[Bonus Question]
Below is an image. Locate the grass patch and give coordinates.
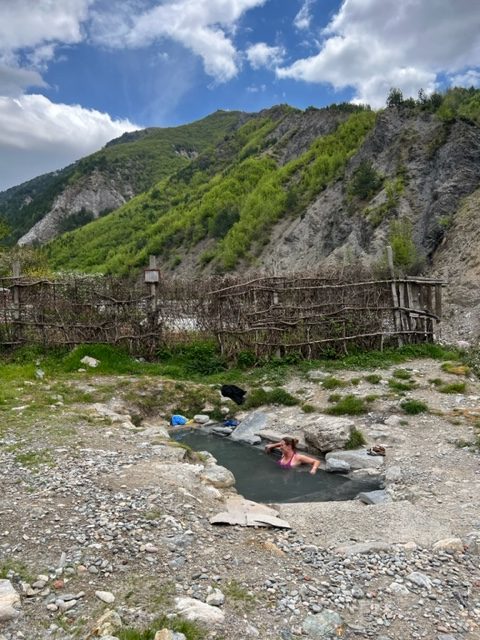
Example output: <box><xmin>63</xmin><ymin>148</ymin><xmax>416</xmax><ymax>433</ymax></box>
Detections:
<box><xmin>244</xmin><ymin>387</ymin><xmax>299</xmax><ymax>409</ymax></box>
<box><xmin>0</xmin><ymin>560</ymin><xmax>34</xmax><ymax>582</ymax></box>
<box><xmin>345</xmin><ymin>427</ymin><xmax>367</xmax><ymax>449</ymax></box>
<box><xmin>328</xmin><ymin>393</ymin><xmax>342</xmax><ymax>403</ymax></box>
<box><xmin>301</xmin><ymin>403</ymin><xmax>317</xmax><ymax>413</ymax></box>
<box><xmin>223</xmin><ymin>580</ymin><xmax>256</xmax><ymax>610</ymax></box>
<box><xmin>388</xmin><ymin>379</ymin><xmax>416</xmax><ymax>392</ymax></box>
<box><xmin>441</xmin><ymin>362</ymin><xmax>471</xmax><ymax>376</ymax></box>
<box><xmin>364</xmin><ymin>374</ymin><xmax>381</xmax><ymax>384</ymax></box>
<box><xmin>325</xmin><ymin>394</ymin><xmax>368</xmax><ymax>415</ymax></box>
<box><xmin>350</xmin><ymin>377</ymin><xmax>361</xmax><ymax>386</ymax></box>
<box><xmin>400</xmin><ymin>399</ymin><xmax>429</xmax><ymax>415</ymax></box>
<box><xmin>14</xmin><ymin>450</ymin><xmax>54</xmax><ymax>467</ymax></box>
<box><xmin>428</xmin><ymin>378</ymin><xmax>444</xmax><ymax>386</ymax></box>
<box><xmin>321</xmin><ymin>376</ymin><xmax>348</xmax><ymax>390</ymax></box>
<box><xmin>118</xmin><ymin>615</ymin><xmax>205</xmax><ymax>640</ymax></box>
<box><xmin>439</xmin><ymin>382</ymin><xmax>467</xmax><ymax>394</ymax></box>
<box><xmin>392</xmin><ymin>368</ymin><xmax>412</xmax><ymax>380</ymax></box>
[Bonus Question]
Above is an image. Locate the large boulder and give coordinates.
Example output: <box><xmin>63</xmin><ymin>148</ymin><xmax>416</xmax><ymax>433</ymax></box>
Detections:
<box><xmin>304</xmin><ymin>416</ymin><xmax>354</xmax><ymax>452</ymax></box>
<box><xmin>174</xmin><ymin>597</ymin><xmax>225</xmax><ymax>624</ymax></box>
<box><xmin>200</xmin><ymin>464</ymin><xmax>235</xmax><ymax>488</ymax></box>
<box><xmin>229</xmin><ymin>411</ymin><xmax>267</xmax><ymax>445</ymax></box>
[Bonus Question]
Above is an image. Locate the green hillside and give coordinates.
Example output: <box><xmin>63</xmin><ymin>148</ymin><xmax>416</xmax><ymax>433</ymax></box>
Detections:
<box><xmin>0</xmin><ymin>110</ymin><xmax>244</xmax><ymax>242</ymax></box>
<box><xmin>46</xmin><ymin>105</ymin><xmax>375</xmax><ymax>274</ymax></box>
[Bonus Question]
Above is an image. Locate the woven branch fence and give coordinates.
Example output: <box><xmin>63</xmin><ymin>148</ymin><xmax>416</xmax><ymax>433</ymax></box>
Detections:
<box><xmin>0</xmin><ymin>265</ymin><xmax>443</xmax><ymax>358</ymax></box>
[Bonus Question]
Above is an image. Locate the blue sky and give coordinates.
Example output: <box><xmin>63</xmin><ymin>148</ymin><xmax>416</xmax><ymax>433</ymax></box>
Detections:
<box><xmin>0</xmin><ymin>0</ymin><xmax>479</xmax><ymax>191</ymax></box>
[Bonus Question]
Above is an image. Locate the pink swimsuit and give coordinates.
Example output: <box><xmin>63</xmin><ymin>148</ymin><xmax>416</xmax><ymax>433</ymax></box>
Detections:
<box><xmin>278</xmin><ymin>453</ymin><xmax>296</xmax><ymax>469</ymax></box>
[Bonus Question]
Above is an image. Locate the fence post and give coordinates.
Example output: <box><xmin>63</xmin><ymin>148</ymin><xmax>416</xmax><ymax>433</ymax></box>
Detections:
<box><xmin>12</xmin><ymin>260</ymin><xmax>21</xmax><ymax>345</ymax></box>
<box><xmin>386</xmin><ymin>246</ymin><xmax>403</xmax><ymax>346</ymax></box>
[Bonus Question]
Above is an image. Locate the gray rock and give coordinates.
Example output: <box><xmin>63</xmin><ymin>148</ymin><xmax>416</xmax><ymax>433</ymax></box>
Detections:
<box><xmin>200</xmin><ymin>464</ymin><xmax>235</xmax><ymax>488</ymax></box>
<box><xmin>193</xmin><ymin>414</ymin><xmax>210</xmax><ymax>424</ymax></box>
<box><xmin>174</xmin><ymin>597</ymin><xmax>225</xmax><ymax>624</ymax></box>
<box><xmin>388</xmin><ymin>582</ymin><xmax>410</xmax><ymax>595</ymax></box>
<box><xmin>325</xmin><ymin>458</ymin><xmax>350</xmax><ymax>473</ymax></box>
<box><xmin>302</xmin><ymin>609</ymin><xmax>345</xmax><ymax>638</ymax></box>
<box><xmin>205</xmin><ymin>587</ymin><xmax>225</xmax><ymax>606</ymax></box>
<box><xmin>335</xmin><ymin>541</ymin><xmax>393</xmax><ymax>555</ymax></box>
<box><xmin>357</xmin><ymin>490</ymin><xmax>391</xmax><ymax>505</ymax></box>
<box><xmin>95</xmin><ymin>590</ymin><xmax>115</xmax><ymax>604</ymax></box>
<box><xmin>80</xmin><ymin>355</ymin><xmax>99</xmax><ymax>367</ymax></box>
<box><xmin>406</xmin><ymin>571</ymin><xmax>432</xmax><ymax>591</ymax></box>
<box><xmin>304</xmin><ymin>416</ymin><xmax>354</xmax><ymax>452</ymax></box>
<box><xmin>0</xmin><ymin>580</ymin><xmax>21</xmax><ymax>622</ymax></box>
<box><xmin>230</xmin><ymin>411</ymin><xmax>267</xmax><ymax>444</ymax></box>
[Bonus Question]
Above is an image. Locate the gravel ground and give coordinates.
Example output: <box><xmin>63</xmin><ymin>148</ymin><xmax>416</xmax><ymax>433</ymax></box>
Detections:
<box><xmin>0</xmin><ymin>358</ymin><xmax>479</xmax><ymax>640</ymax></box>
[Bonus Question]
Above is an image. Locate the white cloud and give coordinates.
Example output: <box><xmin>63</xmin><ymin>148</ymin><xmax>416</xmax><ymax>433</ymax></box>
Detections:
<box><xmin>0</xmin><ymin>64</ymin><xmax>46</xmax><ymax>97</ymax></box>
<box><xmin>294</xmin><ymin>0</ymin><xmax>315</xmax><ymax>31</ymax></box>
<box><xmin>0</xmin><ymin>94</ymin><xmax>137</xmax><ymax>191</ymax></box>
<box><xmin>449</xmin><ymin>69</ymin><xmax>480</xmax><ymax>89</ymax></box>
<box><xmin>246</xmin><ymin>42</ymin><xmax>285</xmax><ymax>70</ymax></box>
<box><xmin>91</xmin><ymin>0</ymin><xmax>268</xmax><ymax>82</ymax></box>
<box><xmin>277</xmin><ymin>0</ymin><xmax>480</xmax><ymax>107</ymax></box>
<box><xmin>0</xmin><ymin>0</ymin><xmax>93</xmax><ymax>53</ymax></box>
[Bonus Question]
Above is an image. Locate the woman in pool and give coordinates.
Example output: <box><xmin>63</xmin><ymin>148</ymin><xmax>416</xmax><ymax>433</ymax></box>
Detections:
<box><xmin>264</xmin><ymin>437</ymin><xmax>320</xmax><ymax>474</ymax></box>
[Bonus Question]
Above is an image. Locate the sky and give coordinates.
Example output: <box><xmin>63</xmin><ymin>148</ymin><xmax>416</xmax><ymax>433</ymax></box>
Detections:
<box><xmin>0</xmin><ymin>0</ymin><xmax>479</xmax><ymax>192</ymax></box>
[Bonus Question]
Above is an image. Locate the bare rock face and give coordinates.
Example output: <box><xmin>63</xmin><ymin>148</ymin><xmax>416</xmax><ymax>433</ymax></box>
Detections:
<box><xmin>18</xmin><ymin>169</ymin><xmax>133</xmax><ymax>245</ymax></box>
<box><xmin>303</xmin><ymin>416</ymin><xmax>354</xmax><ymax>452</ymax></box>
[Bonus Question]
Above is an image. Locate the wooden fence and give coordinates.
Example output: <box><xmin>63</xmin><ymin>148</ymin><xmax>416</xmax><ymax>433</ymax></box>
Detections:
<box><xmin>0</xmin><ymin>265</ymin><xmax>443</xmax><ymax>359</ymax></box>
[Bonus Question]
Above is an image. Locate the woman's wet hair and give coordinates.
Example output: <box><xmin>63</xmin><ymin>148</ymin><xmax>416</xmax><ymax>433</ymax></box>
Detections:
<box><xmin>282</xmin><ymin>437</ymin><xmax>298</xmax><ymax>451</ymax></box>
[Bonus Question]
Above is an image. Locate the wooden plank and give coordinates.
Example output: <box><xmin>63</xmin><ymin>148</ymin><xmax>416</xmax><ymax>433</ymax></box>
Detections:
<box><xmin>435</xmin><ymin>284</ymin><xmax>442</xmax><ymax>320</ymax></box>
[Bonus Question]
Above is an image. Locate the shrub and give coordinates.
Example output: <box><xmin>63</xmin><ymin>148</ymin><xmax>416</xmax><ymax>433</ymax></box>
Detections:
<box><xmin>400</xmin><ymin>399</ymin><xmax>429</xmax><ymax>415</ymax></box>
<box><xmin>439</xmin><ymin>382</ymin><xmax>466</xmax><ymax>394</ymax></box>
<box><xmin>326</xmin><ymin>395</ymin><xmax>368</xmax><ymax>415</ymax></box>
<box><xmin>345</xmin><ymin>427</ymin><xmax>367</xmax><ymax>449</ymax></box>
<box><xmin>393</xmin><ymin>368</ymin><xmax>412</xmax><ymax>380</ymax></box>
<box><xmin>388</xmin><ymin>217</ymin><xmax>424</xmax><ymax>274</ymax></box>
<box><xmin>118</xmin><ymin>615</ymin><xmax>205</xmax><ymax>640</ymax></box>
<box><xmin>348</xmin><ymin>161</ymin><xmax>383</xmax><ymax>200</ymax></box>
<box><xmin>158</xmin><ymin>341</ymin><xmax>227</xmax><ymax>376</ymax></box>
<box><xmin>236</xmin><ymin>350</ymin><xmax>257</xmax><ymax>369</ymax></box>
<box><xmin>322</xmin><ymin>376</ymin><xmax>348</xmax><ymax>390</ymax></box>
<box><xmin>388</xmin><ymin>379</ymin><xmax>416</xmax><ymax>392</ymax></box>
<box><xmin>301</xmin><ymin>403</ymin><xmax>317</xmax><ymax>413</ymax></box>
<box><xmin>328</xmin><ymin>393</ymin><xmax>342</xmax><ymax>403</ymax></box>
<box><xmin>244</xmin><ymin>387</ymin><xmax>299</xmax><ymax>409</ymax></box>
<box><xmin>364</xmin><ymin>374</ymin><xmax>381</xmax><ymax>384</ymax></box>
<box><xmin>441</xmin><ymin>362</ymin><xmax>470</xmax><ymax>376</ymax></box>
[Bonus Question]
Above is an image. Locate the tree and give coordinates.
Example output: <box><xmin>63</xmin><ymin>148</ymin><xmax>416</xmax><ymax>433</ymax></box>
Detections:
<box><xmin>386</xmin><ymin>88</ymin><xmax>404</xmax><ymax>108</ymax></box>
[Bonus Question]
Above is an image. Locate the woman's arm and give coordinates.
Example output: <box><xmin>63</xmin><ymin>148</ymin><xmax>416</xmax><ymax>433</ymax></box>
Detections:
<box><xmin>297</xmin><ymin>454</ymin><xmax>321</xmax><ymax>474</ymax></box>
<box><xmin>264</xmin><ymin>441</ymin><xmax>282</xmax><ymax>452</ymax></box>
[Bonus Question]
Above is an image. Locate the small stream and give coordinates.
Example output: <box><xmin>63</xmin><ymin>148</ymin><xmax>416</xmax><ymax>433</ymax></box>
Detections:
<box><xmin>173</xmin><ymin>429</ymin><xmax>380</xmax><ymax>503</ymax></box>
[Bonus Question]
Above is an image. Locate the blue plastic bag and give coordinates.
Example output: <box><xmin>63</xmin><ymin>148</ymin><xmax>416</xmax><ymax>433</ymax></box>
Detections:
<box><xmin>171</xmin><ymin>414</ymin><xmax>188</xmax><ymax>426</ymax></box>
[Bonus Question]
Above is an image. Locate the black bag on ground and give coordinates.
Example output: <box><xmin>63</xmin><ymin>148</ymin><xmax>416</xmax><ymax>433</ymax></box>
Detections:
<box><xmin>221</xmin><ymin>384</ymin><xmax>246</xmax><ymax>405</ymax></box>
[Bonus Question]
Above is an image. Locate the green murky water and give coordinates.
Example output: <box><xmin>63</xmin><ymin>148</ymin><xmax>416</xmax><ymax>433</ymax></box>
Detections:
<box><xmin>173</xmin><ymin>429</ymin><xmax>380</xmax><ymax>503</ymax></box>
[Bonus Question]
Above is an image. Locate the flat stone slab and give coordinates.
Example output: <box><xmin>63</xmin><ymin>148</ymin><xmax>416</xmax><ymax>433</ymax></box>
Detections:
<box><xmin>210</xmin><ymin>497</ymin><xmax>290</xmax><ymax>528</ymax></box>
<box><xmin>325</xmin><ymin>449</ymin><xmax>385</xmax><ymax>470</ymax></box>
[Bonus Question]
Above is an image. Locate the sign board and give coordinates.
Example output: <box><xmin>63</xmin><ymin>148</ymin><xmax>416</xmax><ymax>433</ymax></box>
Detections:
<box><xmin>144</xmin><ymin>269</ymin><xmax>160</xmax><ymax>283</ymax></box>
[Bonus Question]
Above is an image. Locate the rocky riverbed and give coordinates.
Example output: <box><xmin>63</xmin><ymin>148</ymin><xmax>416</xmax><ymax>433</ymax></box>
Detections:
<box><xmin>0</xmin><ymin>357</ymin><xmax>479</xmax><ymax>640</ymax></box>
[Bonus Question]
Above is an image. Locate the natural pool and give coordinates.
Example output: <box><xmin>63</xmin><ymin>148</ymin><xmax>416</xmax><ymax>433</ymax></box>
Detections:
<box><xmin>173</xmin><ymin>429</ymin><xmax>380</xmax><ymax>503</ymax></box>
